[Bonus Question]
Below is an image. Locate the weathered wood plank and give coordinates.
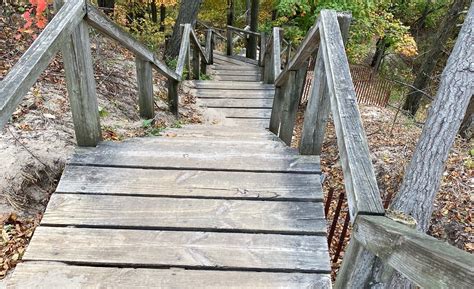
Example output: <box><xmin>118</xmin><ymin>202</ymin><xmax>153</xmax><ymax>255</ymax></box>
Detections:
<box><xmin>199</xmin><ymin>98</ymin><xmax>273</xmax><ymax>108</ymax></box>
<box><xmin>43</xmin><ymin>194</ymin><xmax>326</xmax><ymax>234</ymax></box>
<box><xmin>0</xmin><ymin>0</ymin><xmax>86</xmax><ymax>128</ymax></box>
<box><xmin>59</xmin><ymin>16</ymin><xmax>102</xmax><ymax>147</ymax></box>
<box><xmin>167</xmin><ymin>78</ymin><xmax>179</xmax><ymax>116</ymax></box>
<box><xmin>271</xmin><ymin>27</ymin><xmax>282</xmax><ymax>83</ymax></box>
<box><xmin>8</xmin><ymin>262</ymin><xmax>332</xmax><ymax>288</ymax></box>
<box><xmin>319</xmin><ymin>10</ymin><xmax>384</xmax><ymax>218</ymax></box>
<box><xmin>192</xmin><ymin>42</ymin><xmax>201</xmax><ymax>79</ymax></box>
<box><xmin>24</xmin><ymin>227</ymin><xmax>330</xmax><ymax>272</ymax></box>
<box><xmin>192</xmin><ymin>90</ymin><xmax>274</xmax><ymax>99</ymax></box>
<box><xmin>299</xmin><ymin>13</ymin><xmax>351</xmax><ymax>155</ymax></box>
<box><xmin>269</xmin><ymin>78</ymin><xmax>291</xmax><ymax>135</ymax></box>
<box><xmin>279</xmin><ymin>64</ymin><xmax>308</xmax><ymax>146</ymax></box>
<box><xmin>57</xmin><ymin>165</ymin><xmax>323</xmax><ymax>201</ymax></box>
<box><xmin>190</xmin><ymin>28</ymin><xmax>209</xmax><ymax>64</ymax></box>
<box><xmin>299</xmin><ymin>48</ymin><xmax>328</xmax><ymax>155</ymax></box>
<box><xmin>214</xmin><ymin>71</ymin><xmax>261</xmax><ymax>76</ymax></box>
<box><xmin>176</xmin><ymin>24</ymin><xmax>191</xmax><ymax>77</ymax></box>
<box><xmin>353</xmin><ymin>215</ymin><xmax>474</xmax><ymax>289</ymax></box>
<box><xmin>212</xmin><ymin>65</ymin><xmax>261</xmax><ymax>71</ymax></box>
<box><xmin>189</xmin><ymin>81</ymin><xmax>274</xmax><ymax>90</ymax></box>
<box><xmin>259</xmin><ymin>31</ymin><xmax>266</xmax><ymax>66</ymax></box>
<box><xmin>207</xmin><ymin>108</ymin><xmax>271</xmax><ymax>118</ymax></box>
<box><xmin>221</xmin><ymin>118</ymin><xmax>270</xmax><ymax>129</ymax></box>
<box><xmin>70</xmin><ymin>143</ymin><xmax>320</xmax><ymax>173</ymax></box>
<box><xmin>85</xmin><ymin>4</ymin><xmax>179</xmax><ymax>81</ymax></box>
<box><xmin>213</xmin><ymin>75</ymin><xmax>261</xmax><ymax>82</ymax></box>
<box><xmin>135</xmin><ymin>56</ymin><xmax>154</xmax><ymax>119</ymax></box>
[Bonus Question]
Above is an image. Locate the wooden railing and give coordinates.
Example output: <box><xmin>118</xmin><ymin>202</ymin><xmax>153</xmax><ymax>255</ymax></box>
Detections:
<box><xmin>226</xmin><ymin>25</ymin><xmax>262</xmax><ymax>61</ymax></box>
<box><xmin>264</xmin><ymin>9</ymin><xmax>474</xmax><ymax>288</ymax></box>
<box><xmin>0</xmin><ymin>0</ymin><xmax>214</xmax><ymax>147</ymax></box>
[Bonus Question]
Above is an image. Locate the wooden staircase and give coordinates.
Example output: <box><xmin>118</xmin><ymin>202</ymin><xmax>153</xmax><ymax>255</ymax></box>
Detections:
<box><xmin>8</xmin><ymin>54</ymin><xmax>331</xmax><ymax>288</ymax></box>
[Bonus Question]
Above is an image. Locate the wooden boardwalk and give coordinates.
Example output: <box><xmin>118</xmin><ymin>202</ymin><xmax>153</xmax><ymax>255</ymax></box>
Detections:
<box><xmin>8</xmin><ymin>54</ymin><xmax>331</xmax><ymax>288</ymax></box>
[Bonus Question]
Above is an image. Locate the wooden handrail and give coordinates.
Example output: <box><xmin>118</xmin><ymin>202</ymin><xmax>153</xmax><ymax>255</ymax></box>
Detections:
<box><xmin>175</xmin><ymin>24</ymin><xmax>192</xmax><ymax>77</ymax></box>
<box><xmin>86</xmin><ymin>4</ymin><xmax>179</xmax><ymax>81</ymax></box>
<box><xmin>0</xmin><ymin>0</ymin><xmax>86</xmax><ymax>128</ymax></box>
<box><xmin>227</xmin><ymin>25</ymin><xmax>260</xmax><ymax>36</ymax></box>
<box><xmin>1</xmin><ymin>1</ymin><xmax>214</xmax><ymax>144</ymax></box>
<box><xmin>350</xmin><ymin>215</ymin><xmax>474</xmax><ymax>288</ymax></box>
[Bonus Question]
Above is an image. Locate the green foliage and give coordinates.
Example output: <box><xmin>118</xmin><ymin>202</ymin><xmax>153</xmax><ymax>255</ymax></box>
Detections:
<box><xmin>128</xmin><ymin>18</ymin><xmax>166</xmax><ymax>52</ymax></box>
<box><xmin>98</xmin><ymin>106</ymin><xmax>109</xmax><ymax>118</ymax></box>
<box><xmin>142</xmin><ymin>118</ymin><xmax>154</xmax><ymax>128</ymax></box>
<box><xmin>199</xmin><ymin>72</ymin><xmax>212</xmax><ymax>80</ymax></box>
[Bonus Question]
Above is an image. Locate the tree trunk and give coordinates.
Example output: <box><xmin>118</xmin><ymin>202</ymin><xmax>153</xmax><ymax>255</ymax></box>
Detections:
<box><xmin>98</xmin><ymin>0</ymin><xmax>115</xmax><ymax>15</ymax></box>
<box><xmin>226</xmin><ymin>0</ymin><xmax>234</xmax><ymax>56</ymax></box>
<box><xmin>364</xmin><ymin>4</ymin><xmax>473</xmax><ymax>288</ymax></box>
<box><xmin>459</xmin><ymin>97</ymin><xmax>473</xmax><ymax>140</ymax></box>
<box><xmin>159</xmin><ymin>4</ymin><xmax>166</xmax><ymax>32</ymax></box>
<box><xmin>246</xmin><ymin>0</ymin><xmax>259</xmax><ymax>59</ymax></box>
<box><xmin>403</xmin><ymin>0</ymin><xmax>468</xmax><ymax>115</ymax></box>
<box><xmin>150</xmin><ymin>1</ymin><xmax>158</xmax><ymax>23</ymax></box>
<box><xmin>246</xmin><ymin>0</ymin><xmax>251</xmax><ymax>26</ymax></box>
<box><xmin>164</xmin><ymin>0</ymin><xmax>202</xmax><ymax>60</ymax></box>
<box><xmin>370</xmin><ymin>37</ymin><xmax>389</xmax><ymax>72</ymax></box>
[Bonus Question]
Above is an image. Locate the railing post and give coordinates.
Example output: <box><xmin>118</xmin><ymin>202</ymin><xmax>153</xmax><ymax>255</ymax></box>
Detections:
<box><xmin>226</xmin><ymin>29</ymin><xmax>233</xmax><ymax>56</ymax></box>
<box><xmin>55</xmin><ymin>0</ymin><xmax>101</xmax><ymax>147</ymax></box>
<box><xmin>299</xmin><ymin>12</ymin><xmax>351</xmax><ymax>155</ymax></box>
<box><xmin>299</xmin><ymin>48</ymin><xmax>328</xmax><ymax>155</ymax></box>
<box><xmin>259</xmin><ymin>32</ymin><xmax>266</xmax><ymax>67</ymax></box>
<box><xmin>192</xmin><ymin>43</ymin><xmax>200</xmax><ymax>79</ymax></box>
<box><xmin>278</xmin><ymin>63</ymin><xmax>308</xmax><ymax>145</ymax></box>
<box><xmin>135</xmin><ymin>56</ymin><xmax>154</xmax><ymax>119</ymax></box>
<box><xmin>168</xmin><ymin>78</ymin><xmax>179</xmax><ymax>116</ymax></box>
<box><xmin>186</xmin><ymin>41</ymin><xmax>191</xmax><ymax>80</ymax></box>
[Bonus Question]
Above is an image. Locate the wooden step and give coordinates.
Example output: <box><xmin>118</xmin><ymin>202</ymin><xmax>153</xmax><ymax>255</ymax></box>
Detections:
<box><xmin>189</xmin><ymin>81</ymin><xmax>274</xmax><ymax>90</ymax></box>
<box><xmin>192</xmin><ymin>89</ymin><xmax>275</xmax><ymax>98</ymax></box>
<box><xmin>199</xmin><ymin>98</ymin><xmax>273</xmax><ymax>108</ymax></box>
<box><xmin>71</xmin><ymin>144</ymin><xmax>320</xmax><ymax>173</ymax></box>
<box><xmin>57</xmin><ymin>165</ymin><xmax>323</xmax><ymax>201</ymax></box>
<box><xmin>23</xmin><ymin>227</ymin><xmax>330</xmax><ymax>272</ymax></box>
<box><xmin>42</xmin><ymin>194</ymin><xmax>326</xmax><ymax>234</ymax></box>
<box><xmin>213</xmin><ymin>75</ymin><xmax>261</xmax><ymax>82</ymax></box>
<box><xmin>9</xmin><ymin>262</ymin><xmax>331</xmax><ymax>289</ymax></box>
<box><xmin>207</xmin><ymin>108</ymin><xmax>271</xmax><ymax>118</ymax></box>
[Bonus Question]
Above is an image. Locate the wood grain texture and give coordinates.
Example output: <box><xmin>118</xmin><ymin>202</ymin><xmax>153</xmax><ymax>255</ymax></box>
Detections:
<box><xmin>199</xmin><ymin>98</ymin><xmax>273</xmax><ymax>108</ymax></box>
<box><xmin>60</xmin><ymin>18</ymin><xmax>102</xmax><ymax>147</ymax></box>
<box><xmin>319</xmin><ymin>10</ymin><xmax>383</xmax><ymax>218</ymax></box>
<box><xmin>279</xmin><ymin>64</ymin><xmax>308</xmax><ymax>146</ymax></box>
<box><xmin>271</xmin><ymin>27</ymin><xmax>282</xmax><ymax>83</ymax></box>
<box><xmin>189</xmin><ymin>81</ymin><xmax>274</xmax><ymax>90</ymax></box>
<box><xmin>43</xmin><ymin>194</ymin><xmax>326</xmax><ymax>234</ymax></box>
<box><xmin>213</xmin><ymin>75</ymin><xmax>261</xmax><ymax>82</ymax></box>
<box><xmin>167</xmin><ymin>78</ymin><xmax>179</xmax><ymax>116</ymax></box>
<box><xmin>212</xmin><ymin>65</ymin><xmax>261</xmax><ymax>71</ymax></box>
<box><xmin>85</xmin><ymin>4</ymin><xmax>179</xmax><ymax>81</ymax></box>
<box><xmin>57</xmin><ymin>165</ymin><xmax>323</xmax><ymax>201</ymax></box>
<box><xmin>8</xmin><ymin>262</ymin><xmax>332</xmax><ymax>289</ymax></box>
<box><xmin>135</xmin><ymin>56</ymin><xmax>154</xmax><ymax>119</ymax></box>
<box><xmin>24</xmin><ymin>227</ymin><xmax>330</xmax><ymax>272</ymax></box>
<box><xmin>70</xmin><ymin>141</ymin><xmax>320</xmax><ymax>173</ymax></box>
<box><xmin>192</xmin><ymin>90</ymin><xmax>274</xmax><ymax>98</ymax></box>
<box><xmin>299</xmin><ymin>48</ymin><xmax>328</xmax><ymax>155</ymax></box>
<box><xmin>176</xmin><ymin>24</ymin><xmax>191</xmax><ymax>77</ymax></box>
<box><xmin>207</xmin><ymin>108</ymin><xmax>271</xmax><ymax>118</ymax></box>
<box><xmin>0</xmin><ymin>0</ymin><xmax>86</xmax><ymax>128</ymax></box>
<box><xmin>353</xmin><ymin>216</ymin><xmax>474</xmax><ymax>289</ymax></box>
